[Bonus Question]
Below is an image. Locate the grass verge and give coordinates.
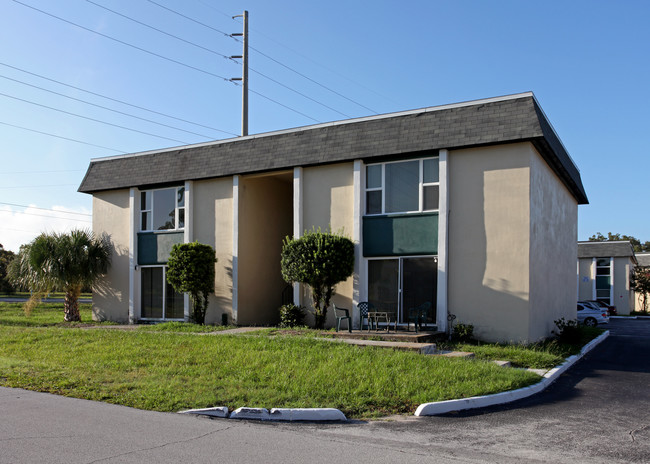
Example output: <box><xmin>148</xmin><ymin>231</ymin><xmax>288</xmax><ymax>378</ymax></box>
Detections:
<box><xmin>0</xmin><ymin>303</ymin><xmax>544</xmax><ymax>418</ymax></box>
<box><xmin>0</xmin><ymin>328</ymin><xmax>540</xmax><ymax>418</ymax></box>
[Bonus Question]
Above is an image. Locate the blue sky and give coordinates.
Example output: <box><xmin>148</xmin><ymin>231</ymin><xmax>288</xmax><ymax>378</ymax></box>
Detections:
<box><xmin>1</xmin><ymin>0</ymin><xmax>648</xmax><ymax>252</ymax></box>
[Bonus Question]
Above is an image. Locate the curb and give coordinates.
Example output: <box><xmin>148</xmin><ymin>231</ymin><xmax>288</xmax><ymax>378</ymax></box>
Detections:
<box><xmin>179</xmin><ymin>406</ymin><xmax>347</xmax><ymax>422</ymax></box>
<box><xmin>414</xmin><ymin>330</ymin><xmax>610</xmax><ymax>416</ymax></box>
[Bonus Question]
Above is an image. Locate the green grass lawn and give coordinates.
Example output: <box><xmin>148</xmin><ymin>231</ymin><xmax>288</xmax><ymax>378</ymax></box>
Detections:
<box><xmin>0</xmin><ymin>292</ymin><xmax>92</xmax><ymax>299</ymax></box>
<box><xmin>0</xmin><ymin>302</ymin><xmax>584</xmax><ymax>418</ymax></box>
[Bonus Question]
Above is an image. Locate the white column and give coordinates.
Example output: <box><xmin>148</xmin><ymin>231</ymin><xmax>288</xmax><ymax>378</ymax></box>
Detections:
<box><xmin>592</xmin><ymin>257</ymin><xmax>597</xmax><ymax>300</ymax></box>
<box><xmin>437</xmin><ymin>149</ymin><xmax>449</xmax><ymax>333</ymax></box>
<box><xmin>292</xmin><ymin>167</ymin><xmax>303</xmax><ymax>305</ymax></box>
<box><xmin>183</xmin><ymin>181</ymin><xmax>193</xmax><ymax>321</ymax></box>
<box><xmin>353</xmin><ymin>160</ymin><xmax>365</xmax><ymax>328</ymax></box>
<box><xmin>610</xmin><ymin>257</ymin><xmax>615</xmax><ymax>305</ymax></box>
<box><xmin>232</xmin><ymin>175</ymin><xmax>240</xmax><ymax>323</ymax></box>
<box><xmin>128</xmin><ymin>188</ymin><xmax>137</xmax><ymax>324</ymax></box>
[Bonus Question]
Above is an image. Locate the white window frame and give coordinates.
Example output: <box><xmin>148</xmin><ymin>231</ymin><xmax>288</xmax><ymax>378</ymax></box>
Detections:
<box><xmin>140</xmin><ymin>186</ymin><xmax>185</xmax><ymax>232</ymax></box>
<box><xmin>365</xmin><ymin>157</ymin><xmax>440</xmax><ymax>216</ymax></box>
<box><xmin>139</xmin><ymin>265</ymin><xmax>184</xmax><ymax>321</ymax></box>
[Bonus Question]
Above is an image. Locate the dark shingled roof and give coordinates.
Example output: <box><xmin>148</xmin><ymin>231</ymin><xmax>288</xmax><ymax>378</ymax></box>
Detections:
<box><xmin>78</xmin><ymin>93</ymin><xmax>588</xmax><ymax>204</ymax></box>
<box><xmin>578</xmin><ymin>241</ymin><xmax>636</xmax><ymax>259</ymax></box>
<box><xmin>636</xmin><ymin>253</ymin><xmax>650</xmax><ymax>267</ymax></box>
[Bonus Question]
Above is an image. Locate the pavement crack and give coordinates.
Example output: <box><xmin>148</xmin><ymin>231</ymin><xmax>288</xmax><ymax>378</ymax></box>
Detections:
<box><xmin>85</xmin><ymin>426</ymin><xmax>234</xmax><ymax>463</ymax></box>
<box><xmin>629</xmin><ymin>424</ymin><xmax>649</xmax><ymax>442</ymax></box>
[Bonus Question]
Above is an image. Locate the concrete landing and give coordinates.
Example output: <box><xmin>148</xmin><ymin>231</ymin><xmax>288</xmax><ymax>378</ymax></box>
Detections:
<box><xmin>322</xmin><ymin>337</ymin><xmax>438</xmax><ymax>354</ymax></box>
<box><xmin>326</xmin><ymin>330</ymin><xmax>442</xmax><ymax>344</ymax></box>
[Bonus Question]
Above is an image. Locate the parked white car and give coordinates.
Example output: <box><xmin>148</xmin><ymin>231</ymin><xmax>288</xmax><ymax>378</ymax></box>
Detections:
<box><xmin>577</xmin><ymin>302</ymin><xmax>609</xmax><ymax>327</ymax></box>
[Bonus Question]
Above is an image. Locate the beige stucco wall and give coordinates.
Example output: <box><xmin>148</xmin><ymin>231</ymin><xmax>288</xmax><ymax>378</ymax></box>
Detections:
<box><xmin>302</xmin><ymin>163</ymin><xmax>355</xmax><ymax>328</ymax></box>
<box><xmin>193</xmin><ymin>177</ymin><xmax>234</xmax><ymax>325</ymax></box>
<box><xmin>529</xmin><ymin>146</ymin><xmax>578</xmax><ymax>340</ymax></box>
<box><xmin>577</xmin><ymin>258</ymin><xmax>594</xmax><ymax>301</ymax></box>
<box><xmin>92</xmin><ymin>189</ymin><xmax>131</xmax><ymax>322</ymax></box>
<box><xmin>448</xmin><ymin>143</ymin><xmax>532</xmax><ymax>342</ymax></box>
<box><xmin>238</xmin><ymin>174</ymin><xmax>293</xmax><ymax>325</ymax></box>
<box><xmin>613</xmin><ymin>256</ymin><xmax>634</xmax><ymax>315</ymax></box>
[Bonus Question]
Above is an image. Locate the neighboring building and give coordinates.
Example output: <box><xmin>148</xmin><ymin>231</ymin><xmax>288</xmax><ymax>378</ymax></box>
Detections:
<box><xmin>79</xmin><ymin>92</ymin><xmax>588</xmax><ymax>343</ymax></box>
<box><xmin>577</xmin><ymin>241</ymin><xmax>637</xmax><ymax>315</ymax></box>
<box><xmin>633</xmin><ymin>252</ymin><xmax>650</xmax><ymax>312</ymax></box>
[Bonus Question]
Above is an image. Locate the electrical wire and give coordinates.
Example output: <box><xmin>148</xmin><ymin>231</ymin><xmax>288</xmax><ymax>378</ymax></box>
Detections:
<box><xmin>0</xmin><ymin>184</ymin><xmax>77</xmax><ymax>190</ymax></box>
<box><xmin>86</xmin><ymin>0</ymin><xmax>235</xmax><ymax>61</ymax></box>
<box><xmin>11</xmin><ymin>0</ymin><xmax>234</xmax><ymax>83</ymax></box>
<box><xmin>14</xmin><ymin>0</ymin><xmax>322</xmax><ymax>125</ymax></box>
<box><xmin>0</xmin><ymin>121</ymin><xmax>126</xmax><ymax>152</ymax></box>
<box><xmin>0</xmin><ymin>74</ymin><xmax>216</xmax><ymax>140</ymax></box>
<box><xmin>248</xmin><ymin>88</ymin><xmax>320</xmax><ymax>123</ymax></box>
<box><xmin>142</xmin><ymin>0</ymin><xmax>329</xmax><ymax>122</ymax></box>
<box><xmin>200</xmin><ymin>0</ymin><xmax>383</xmax><ymax>113</ymax></box>
<box><xmin>0</xmin><ymin>209</ymin><xmax>91</xmax><ymax>222</ymax></box>
<box><xmin>0</xmin><ymin>170</ymin><xmax>83</xmax><ymax>175</ymax></box>
<box><xmin>0</xmin><ymin>62</ymin><xmax>238</xmax><ymax>136</ymax></box>
<box><xmin>89</xmin><ymin>0</ymin><xmax>349</xmax><ymax>118</ymax></box>
<box><xmin>0</xmin><ymin>92</ymin><xmax>190</xmax><ymax>144</ymax></box>
<box><xmin>0</xmin><ymin>202</ymin><xmax>91</xmax><ymax>216</ymax></box>
<box><xmin>145</xmin><ymin>0</ymin><xmax>232</xmax><ymax>38</ymax></box>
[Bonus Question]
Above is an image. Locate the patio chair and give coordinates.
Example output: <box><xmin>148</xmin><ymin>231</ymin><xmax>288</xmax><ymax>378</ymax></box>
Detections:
<box><xmin>333</xmin><ymin>304</ymin><xmax>352</xmax><ymax>333</ymax></box>
<box><xmin>357</xmin><ymin>301</ymin><xmax>375</xmax><ymax>331</ymax></box>
<box><xmin>407</xmin><ymin>302</ymin><xmax>432</xmax><ymax>333</ymax></box>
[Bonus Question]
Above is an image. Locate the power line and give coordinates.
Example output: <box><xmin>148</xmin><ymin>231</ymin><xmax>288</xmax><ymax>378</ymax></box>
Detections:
<box><xmin>0</xmin><ymin>184</ymin><xmax>77</xmax><ymax>190</ymax></box>
<box><xmin>0</xmin><ymin>74</ymin><xmax>217</xmax><ymax>140</ymax></box>
<box><xmin>146</xmin><ymin>0</ymin><xmax>232</xmax><ymax>38</ymax></box>
<box><xmin>89</xmin><ymin>0</ymin><xmax>349</xmax><ymax>118</ymax></box>
<box><xmin>12</xmin><ymin>0</ymin><xmax>234</xmax><ymax>83</ymax></box>
<box><xmin>0</xmin><ymin>91</ymin><xmax>190</xmax><ymax>144</ymax></box>
<box><xmin>246</xmin><ymin>43</ymin><xmax>378</xmax><ymax>115</ymax></box>
<box><xmin>0</xmin><ymin>202</ymin><xmax>91</xmax><ymax>216</ymax></box>
<box><xmin>203</xmin><ymin>0</ymin><xmax>382</xmax><ymax>113</ymax></box>
<box><xmin>227</xmin><ymin>12</ymin><xmax>396</xmax><ymax>107</ymax></box>
<box><xmin>0</xmin><ymin>169</ymin><xmax>83</xmax><ymax>174</ymax></box>
<box><xmin>142</xmin><ymin>0</ymin><xmax>328</xmax><ymax>123</ymax></box>
<box><xmin>0</xmin><ymin>209</ymin><xmax>91</xmax><ymax>222</ymax></box>
<box><xmin>0</xmin><ymin>121</ymin><xmax>126</xmax><ymax>152</ymax></box>
<box><xmin>14</xmin><ymin>0</ymin><xmax>321</xmax><ymax>126</ymax></box>
<box><xmin>86</xmin><ymin>0</ymin><xmax>235</xmax><ymax>61</ymax></box>
<box><xmin>0</xmin><ymin>62</ymin><xmax>238</xmax><ymax>137</ymax></box>
<box><xmin>248</xmin><ymin>88</ymin><xmax>320</xmax><ymax>123</ymax></box>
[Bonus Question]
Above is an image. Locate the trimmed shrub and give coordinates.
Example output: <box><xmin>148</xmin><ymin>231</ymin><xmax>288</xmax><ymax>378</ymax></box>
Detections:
<box><xmin>166</xmin><ymin>242</ymin><xmax>216</xmax><ymax>325</ymax></box>
<box><xmin>278</xmin><ymin>304</ymin><xmax>306</xmax><ymax>328</ymax></box>
<box><xmin>281</xmin><ymin>228</ymin><xmax>354</xmax><ymax>329</ymax></box>
<box><xmin>453</xmin><ymin>322</ymin><xmax>474</xmax><ymax>342</ymax></box>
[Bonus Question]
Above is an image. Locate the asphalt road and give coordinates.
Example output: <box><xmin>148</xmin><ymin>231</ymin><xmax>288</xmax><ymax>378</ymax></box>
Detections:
<box><xmin>1</xmin><ymin>319</ymin><xmax>648</xmax><ymax>463</ymax></box>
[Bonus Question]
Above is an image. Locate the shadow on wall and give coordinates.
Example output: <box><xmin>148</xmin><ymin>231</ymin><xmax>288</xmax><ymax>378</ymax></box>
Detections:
<box><xmin>205</xmin><ymin>260</ymin><xmax>234</xmax><ymax>326</ymax></box>
<box><xmin>92</xmin><ymin>236</ymin><xmax>129</xmax><ymax>323</ymax></box>
<box><xmin>449</xmin><ymin>159</ymin><xmax>534</xmax><ymax>343</ymax></box>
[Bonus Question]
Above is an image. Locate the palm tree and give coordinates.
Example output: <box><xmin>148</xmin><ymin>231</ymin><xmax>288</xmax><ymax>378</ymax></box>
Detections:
<box><xmin>10</xmin><ymin>230</ymin><xmax>111</xmax><ymax>321</ymax></box>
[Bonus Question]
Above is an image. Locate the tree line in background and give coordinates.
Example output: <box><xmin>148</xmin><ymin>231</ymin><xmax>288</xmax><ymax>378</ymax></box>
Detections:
<box><xmin>589</xmin><ymin>232</ymin><xmax>650</xmax><ymax>252</ymax></box>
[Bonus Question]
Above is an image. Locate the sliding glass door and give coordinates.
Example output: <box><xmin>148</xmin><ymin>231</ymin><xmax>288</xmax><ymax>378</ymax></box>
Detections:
<box><xmin>367</xmin><ymin>256</ymin><xmax>437</xmax><ymax>325</ymax></box>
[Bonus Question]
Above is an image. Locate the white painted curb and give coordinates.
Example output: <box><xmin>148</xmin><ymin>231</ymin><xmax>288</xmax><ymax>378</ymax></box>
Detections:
<box><xmin>269</xmin><ymin>408</ymin><xmax>347</xmax><ymax>421</ymax></box>
<box><xmin>230</xmin><ymin>407</ymin><xmax>270</xmax><ymax>420</ymax></box>
<box><xmin>415</xmin><ymin>331</ymin><xmax>610</xmax><ymax>416</ymax></box>
<box><xmin>179</xmin><ymin>406</ymin><xmax>229</xmax><ymax>418</ymax></box>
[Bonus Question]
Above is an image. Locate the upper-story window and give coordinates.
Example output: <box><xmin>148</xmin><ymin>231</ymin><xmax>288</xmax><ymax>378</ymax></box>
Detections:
<box><xmin>140</xmin><ymin>187</ymin><xmax>185</xmax><ymax>231</ymax></box>
<box><xmin>365</xmin><ymin>157</ymin><xmax>439</xmax><ymax>215</ymax></box>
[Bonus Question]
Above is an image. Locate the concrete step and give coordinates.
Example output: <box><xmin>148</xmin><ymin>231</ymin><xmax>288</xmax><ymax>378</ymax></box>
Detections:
<box><xmin>322</xmin><ymin>337</ymin><xmax>437</xmax><ymax>354</ymax></box>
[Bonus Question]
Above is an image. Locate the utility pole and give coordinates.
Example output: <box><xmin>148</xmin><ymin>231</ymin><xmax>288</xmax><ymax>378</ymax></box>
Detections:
<box><xmin>230</xmin><ymin>10</ymin><xmax>248</xmax><ymax>136</ymax></box>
